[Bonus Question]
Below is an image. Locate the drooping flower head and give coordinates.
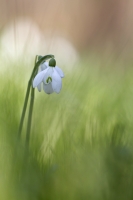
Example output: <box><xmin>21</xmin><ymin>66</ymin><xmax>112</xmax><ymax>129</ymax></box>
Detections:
<box><xmin>33</xmin><ymin>58</ymin><xmax>64</xmax><ymax>94</ymax></box>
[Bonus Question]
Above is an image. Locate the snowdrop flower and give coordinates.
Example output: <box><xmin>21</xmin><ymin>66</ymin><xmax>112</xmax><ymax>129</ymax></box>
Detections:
<box><xmin>33</xmin><ymin>58</ymin><xmax>64</xmax><ymax>94</ymax></box>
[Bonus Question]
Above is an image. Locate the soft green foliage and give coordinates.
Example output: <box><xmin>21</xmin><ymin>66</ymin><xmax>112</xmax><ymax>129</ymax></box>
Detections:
<box><xmin>0</xmin><ymin>56</ymin><xmax>133</xmax><ymax>200</ymax></box>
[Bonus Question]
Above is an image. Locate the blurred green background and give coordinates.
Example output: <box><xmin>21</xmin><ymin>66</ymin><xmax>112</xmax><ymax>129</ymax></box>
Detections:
<box><xmin>1</xmin><ymin>1</ymin><xmax>133</xmax><ymax>200</ymax></box>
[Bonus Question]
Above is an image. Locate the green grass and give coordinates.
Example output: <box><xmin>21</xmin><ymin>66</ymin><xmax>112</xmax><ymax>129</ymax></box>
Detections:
<box><xmin>0</xmin><ymin>55</ymin><xmax>133</xmax><ymax>200</ymax></box>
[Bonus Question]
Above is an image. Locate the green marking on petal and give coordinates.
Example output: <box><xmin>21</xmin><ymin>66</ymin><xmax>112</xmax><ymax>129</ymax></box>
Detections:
<box><xmin>46</xmin><ymin>77</ymin><xmax>52</xmax><ymax>83</ymax></box>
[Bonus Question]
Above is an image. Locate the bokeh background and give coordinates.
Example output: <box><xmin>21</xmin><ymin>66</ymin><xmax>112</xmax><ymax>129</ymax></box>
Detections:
<box><xmin>1</xmin><ymin>1</ymin><xmax>133</xmax><ymax>199</ymax></box>
<box><xmin>1</xmin><ymin>0</ymin><xmax>133</xmax><ymax>57</ymax></box>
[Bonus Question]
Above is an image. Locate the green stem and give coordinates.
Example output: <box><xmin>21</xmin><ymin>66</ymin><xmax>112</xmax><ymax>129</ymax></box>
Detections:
<box><xmin>17</xmin><ymin>54</ymin><xmax>54</xmax><ymax>139</ymax></box>
<box><xmin>25</xmin><ymin>85</ymin><xmax>35</xmax><ymax>148</ymax></box>
<box><xmin>18</xmin><ymin>80</ymin><xmax>31</xmax><ymax>139</ymax></box>
<box><xmin>25</xmin><ymin>66</ymin><xmax>39</xmax><ymax>149</ymax></box>
<box><xmin>17</xmin><ymin>55</ymin><xmax>37</xmax><ymax>139</ymax></box>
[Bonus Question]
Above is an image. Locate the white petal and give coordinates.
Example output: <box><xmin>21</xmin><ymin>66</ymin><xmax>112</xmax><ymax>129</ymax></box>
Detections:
<box><xmin>43</xmin><ymin>83</ymin><xmax>54</xmax><ymax>94</ymax></box>
<box><xmin>52</xmin><ymin>68</ymin><xmax>62</xmax><ymax>93</ymax></box>
<box><xmin>37</xmin><ymin>83</ymin><xmax>41</xmax><ymax>92</ymax></box>
<box><xmin>41</xmin><ymin>62</ymin><xmax>48</xmax><ymax>71</ymax></box>
<box><xmin>33</xmin><ymin>68</ymin><xmax>48</xmax><ymax>87</ymax></box>
<box><xmin>55</xmin><ymin>66</ymin><xmax>64</xmax><ymax>78</ymax></box>
<box><xmin>43</xmin><ymin>67</ymin><xmax>53</xmax><ymax>84</ymax></box>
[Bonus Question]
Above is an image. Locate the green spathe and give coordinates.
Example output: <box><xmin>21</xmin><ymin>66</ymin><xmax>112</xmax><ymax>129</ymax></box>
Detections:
<box><xmin>49</xmin><ymin>58</ymin><xmax>56</xmax><ymax>67</ymax></box>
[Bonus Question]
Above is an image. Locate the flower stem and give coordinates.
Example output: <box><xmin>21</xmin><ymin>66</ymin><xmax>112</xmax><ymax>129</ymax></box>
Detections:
<box><xmin>25</xmin><ymin>85</ymin><xmax>35</xmax><ymax>149</ymax></box>
<box><xmin>17</xmin><ymin>54</ymin><xmax>54</xmax><ymax>139</ymax></box>
<box><xmin>25</xmin><ymin>64</ymin><xmax>39</xmax><ymax>149</ymax></box>
<box><xmin>17</xmin><ymin>56</ymin><xmax>38</xmax><ymax>139</ymax></box>
<box><xmin>17</xmin><ymin>80</ymin><xmax>31</xmax><ymax>139</ymax></box>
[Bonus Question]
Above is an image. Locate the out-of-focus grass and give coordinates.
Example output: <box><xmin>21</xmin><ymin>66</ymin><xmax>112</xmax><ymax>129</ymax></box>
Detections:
<box><xmin>0</xmin><ymin>55</ymin><xmax>133</xmax><ymax>200</ymax></box>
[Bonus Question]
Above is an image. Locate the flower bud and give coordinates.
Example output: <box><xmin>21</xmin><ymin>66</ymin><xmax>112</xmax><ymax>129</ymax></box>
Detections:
<box><xmin>49</xmin><ymin>58</ymin><xmax>56</xmax><ymax>67</ymax></box>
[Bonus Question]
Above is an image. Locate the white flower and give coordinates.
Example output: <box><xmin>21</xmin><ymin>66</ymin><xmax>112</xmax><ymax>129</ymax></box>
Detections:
<box><xmin>33</xmin><ymin>60</ymin><xmax>64</xmax><ymax>94</ymax></box>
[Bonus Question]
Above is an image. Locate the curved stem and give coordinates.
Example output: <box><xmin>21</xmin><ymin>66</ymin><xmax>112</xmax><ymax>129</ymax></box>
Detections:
<box><xmin>17</xmin><ymin>54</ymin><xmax>54</xmax><ymax>139</ymax></box>
<box><xmin>17</xmin><ymin>55</ymin><xmax>38</xmax><ymax>139</ymax></box>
